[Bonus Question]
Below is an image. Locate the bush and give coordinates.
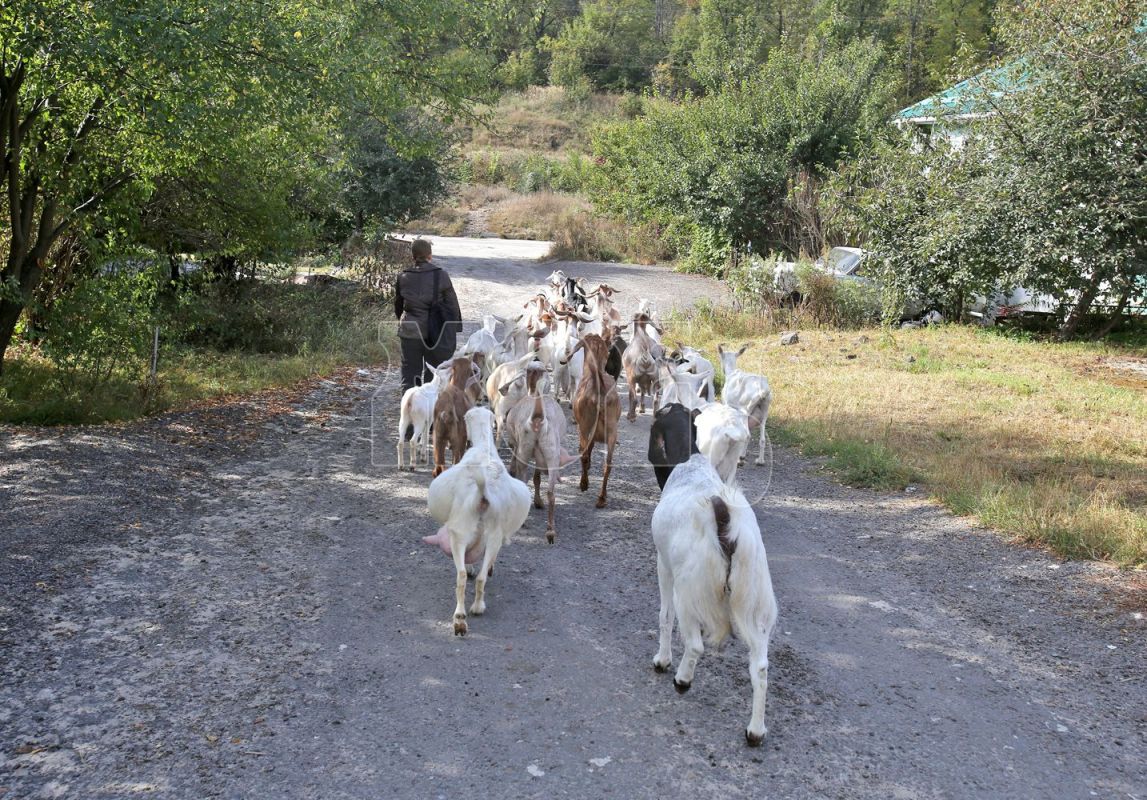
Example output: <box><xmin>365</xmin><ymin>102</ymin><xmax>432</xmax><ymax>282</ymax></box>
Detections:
<box><xmin>39</xmin><ymin>262</ymin><xmax>167</xmax><ymax>393</ymax></box>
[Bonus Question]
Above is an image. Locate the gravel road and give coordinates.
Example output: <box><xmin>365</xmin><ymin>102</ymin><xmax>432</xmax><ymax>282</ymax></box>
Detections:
<box><xmin>1</xmin><ymin>237</ymin><xmax>1144</xmax><ymax>799</ymax></box>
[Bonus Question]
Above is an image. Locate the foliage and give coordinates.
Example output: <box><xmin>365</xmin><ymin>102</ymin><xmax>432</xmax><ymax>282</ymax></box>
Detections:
<box><xmin>591</xmin><ymin>36</ymin><xmax>896</xmax><ymax>269</ymax></box>
<box><xmin>844</xmin><ymin>0</ymin><xmax>1147</xmax><ymax>336</ymax></box>
<box><xmin>339</xmin><ymin>115</ymin><xmax>453</xmax><ymax>236</ymax></box>
<box><xmin>544</xmin><ymin>0</ymin><xmax>663</xmax><ymax>91</ymax></box>
<box><xmin>0</xmin><ymin>0</ymin><xmax>493</xmax><ymax>371</ymax></box>
<box><xmin>38</xmin><ymin>262</ymin><xmax>167</xmax><ymax>394</ymax></box>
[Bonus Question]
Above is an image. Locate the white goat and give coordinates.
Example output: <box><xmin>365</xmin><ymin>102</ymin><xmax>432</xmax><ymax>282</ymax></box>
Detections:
<box><xmin>674</xmin><ymin>342</ymin><xmax>716</xmax><ymax>402</ymax></box>
<box><xmin>551</xmin><ymin>310</ymin><xmax>588</xmax><ymax>403</ymax></box>
<box><xmin>718</xmin><ymin>343</ymin><xmax>773</xmax><ymax>465</ymax></box>
<box><xmin>694</xmin><ymin>402</ymin><xmax>751</xmax><ymax>485</ymax></box>
<box><xmin>487</xmin><ymin>352</ymin><xmax>538</xmax><ymax>446</ymax></box>
<box><xmin>463</xmin><ymin>315</ymin><xmax>502</xmax><ymax>387</ymax></box>
<box><xmin>650</xmin><ymin>435</ymin><xmax>778</xmax><ymax>745</ymax></box>
<box><xmin>396</xmin><ymin>362</ymin><xmax>450</xmax><ymax>470</ymax></box>
<box><xmin>657</xmin><ymin>361</ymin><xmax>709</xmax><ymax>412</ymax></box>
<box><xmin>636</xmin><ymin>298</ymin><xmax>662</xmax><ymax>344</ymax></box>
<box><xmin>427</xmin><ymin>406</ymin><xmax>531</xmax><ymax>636</ymax></box>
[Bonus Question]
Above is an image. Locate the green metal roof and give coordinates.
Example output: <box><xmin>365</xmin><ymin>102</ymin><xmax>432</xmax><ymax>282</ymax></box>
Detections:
<box><xmin>899</xmin><ymin>16</ymin><xmax>1146</xmax><ymax>123</ymax></box>
<box><xmin>895</xmin><ymin>62</ymin><xmax>1026</xmax><ymax>123</ymax></box>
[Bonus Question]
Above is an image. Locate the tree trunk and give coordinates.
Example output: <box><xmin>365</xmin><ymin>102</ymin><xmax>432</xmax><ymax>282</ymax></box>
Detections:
<box><xmin>1090</xmin><ymin>288</ymin><xmax>1131</xmax><ymax>340</ymax></box>
<box><xmin>1059</xmin><ymin>271</ymin><xmax>1104</xmax><ymax>340</ymax></box>
<box><xmin>0</xmin><ymin>297</ymin><xmax>24</xmax><ymax>375</ymax></box>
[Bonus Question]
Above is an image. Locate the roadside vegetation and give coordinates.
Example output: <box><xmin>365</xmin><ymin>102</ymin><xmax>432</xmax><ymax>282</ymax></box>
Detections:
<box><xmin>674</xmin><ymin>305</ymin><xmax>1147</xmax><ymax>566</ymax></box>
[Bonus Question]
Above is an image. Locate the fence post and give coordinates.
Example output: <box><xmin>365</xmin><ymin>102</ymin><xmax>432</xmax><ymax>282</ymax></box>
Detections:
<box><xmin>150</xmin><ymin>326</ymin><xmax>160</xmax><ymax>381</ymax></box>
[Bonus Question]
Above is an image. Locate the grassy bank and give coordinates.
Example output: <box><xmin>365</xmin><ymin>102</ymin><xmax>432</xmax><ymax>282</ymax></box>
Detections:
<box><xmin>0</xmin><ymin>283</ymin><xmax>396</xmax><ymax>426</ymax></box>
<box><xmin>675</xmin><ymin>306</ymin><xmax>1147</xmax><ymax>566</ymax></box>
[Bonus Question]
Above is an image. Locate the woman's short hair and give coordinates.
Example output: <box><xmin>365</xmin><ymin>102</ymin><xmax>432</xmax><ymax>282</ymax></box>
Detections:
<box><xmin>411</xmin><ymin>239</ymin><xmax>432</xmax><ymax>262</ymax></box>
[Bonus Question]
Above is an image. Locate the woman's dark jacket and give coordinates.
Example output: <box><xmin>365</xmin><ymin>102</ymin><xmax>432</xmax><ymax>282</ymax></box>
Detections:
<box><xmin>394</xmin><ymin>260</ymin><xmax>462</xmax><ymax>351</ymax></box>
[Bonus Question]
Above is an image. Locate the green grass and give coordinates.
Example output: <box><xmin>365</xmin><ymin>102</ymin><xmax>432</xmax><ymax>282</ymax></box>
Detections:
<box><xmin>1</xmin><ymin>284</ymin><xmax>397</xmax><ymax>426</ymax></box>
<box><xmin>671</xmin><ymin>306</ymin><xmax>1147</xmax><ymax>566</ymax></box>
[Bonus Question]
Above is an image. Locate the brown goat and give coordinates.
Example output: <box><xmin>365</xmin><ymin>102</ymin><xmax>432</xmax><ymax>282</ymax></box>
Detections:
<box><xmin>432</xmin><ymin>356</ymin><xmax>477</xmax><ymax>477</ymax></box>
<box><xmin>562</xmin><ymin>333</ymin><xmax>621</xmax><ymax>508</ymax></box>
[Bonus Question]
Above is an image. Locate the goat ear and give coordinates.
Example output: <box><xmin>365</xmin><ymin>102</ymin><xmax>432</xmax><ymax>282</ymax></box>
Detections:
<box><xmin>737</xmin><ymin>343</ymin><xmax>752</xmax><ymax>356</ymax></box>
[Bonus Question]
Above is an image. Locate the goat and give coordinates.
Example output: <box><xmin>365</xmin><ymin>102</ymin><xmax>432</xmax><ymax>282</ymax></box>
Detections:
<box><xmin>650</xmin><ymin>442</ymin><xmax>778</xmax><ymax>745</ymax></box>
<box><xmin>544</xmin><ymin>270</ymin><xmax>567</xmax><ymax>306</ymax></box>
<box><xmin>695</xmin><ymin>402</ymin><xmax>752</xmax><ymax>486</ymax></box>
<box><xmin>648</xmin><ymin>402</ymin><xmax>700</xmax><ymax>490</ymax></box>
<box><xmin>635</xmin><ymin>298</ymin><xmax>662</xmax><ymax>344</ymax></box>
<box><xmin>396</xmin><ymin>361</ymin><xmax>450</xmax><ymax>471</ymax></box>
<box><xmin>462</xmin><ymin>314</ymin><xmax>502</xmax><ymax>386</ymax></box>
<box><xmin>487</xmin><ymin>352</ymin><xmax>537</xmax><ymax>446</ymax></box>
<box><xmin>432</xmin><ymin>356</ymin><xmax>477</xmax><ymax>477</ymax></box>
<box><xmin>673</xmin><ymin>342</ymin><xmax>716</xmax><ymax>402</ymax></box>
<box><xmin>563</xmin><ymin>276</ymin><xmax>590</xmax><ymax>312</ymax></box>
<box><xmin>622</xmin><ymin>312</ymin><xmax>664</xmax><ymax>421</ymax></box>
<box><xmin>717</xmin><ymin>344</ymin><xmax>773</xmax><ymax>466</ymax></box>
<box><xmin>584</xmin><ymin>283</ymin><xmax>621</xmax><ymax>335</ymax></box>
<box><xmin>604</xmin><ymin>324</ymin><xmax>626</xmax><ymax>383</ymax></box>
<box><xmin>562</xmin><ymin>333</ymin><xmax>621</xmax><ymax>508</ymax></box>
<box><xmin>504</xmin><ymin>362</ymin><xmax>574</xmax><ymax>543</ymax></box>
<box><xmin>552</xmin><ymin>309</ymin><xmax>591</xmax><ymax>403</ymax></box>
<box><xmin>427</xmin><ymin>406</ymin><xmax>531</xmax><ymax>636</ymax></box>
<box><xmin>657</xmin><ymin>361</ymin><xmax>709</xmax><ymax>412</ymax></box>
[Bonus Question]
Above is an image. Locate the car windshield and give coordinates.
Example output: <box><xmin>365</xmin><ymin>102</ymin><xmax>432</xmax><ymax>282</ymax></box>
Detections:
<box><xmin>828</xmin><ymin>249</ymin><xmax>862</xmax><ymax>275</ymax></box>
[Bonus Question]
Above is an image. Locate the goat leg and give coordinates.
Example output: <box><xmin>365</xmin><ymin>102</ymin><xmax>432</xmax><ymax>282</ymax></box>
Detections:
<box><xmin>450</xmin><ymin>532</ymin><xmax>469</xmax><ymax>636</ymax></box>
<box><xmin>596</xmin><ymin>437</ymin><xmax>615</xmax><ymax>508</ymax></box>
<box><xmin>579</xmin><ymin>438</ymin><xmax>592</xmax><ymax>492</ymax></box>
<box><xmin>745</xmin><ymin>637</ymin><xmax>770</xmax><ymax>746</ymax></box>
<box><xmin>533</xmin><ymin>468</ymin><xmax>544</xmax><ymax>509</ymax></box>
<box><xmin>545</xmin><ymin>467</ymin><xmax>557</xmax><ymax>544</ymax></box>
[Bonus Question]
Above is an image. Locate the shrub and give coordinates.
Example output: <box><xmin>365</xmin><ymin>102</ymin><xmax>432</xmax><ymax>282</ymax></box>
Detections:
<box><xmin>39</xmin><ymin>261</ymin><xmax>168</xmax><ymax>393</ymax></box>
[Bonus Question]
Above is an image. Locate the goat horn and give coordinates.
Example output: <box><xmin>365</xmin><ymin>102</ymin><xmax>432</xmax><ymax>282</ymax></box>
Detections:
<box><xmin>559</xmin><ymin>339</ymin><xmax>585</xmax><ymax>366</ymax></box>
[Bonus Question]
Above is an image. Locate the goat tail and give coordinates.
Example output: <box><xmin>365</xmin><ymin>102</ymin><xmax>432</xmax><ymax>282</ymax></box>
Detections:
<box><xmin>684</xmin><ymin>495</ymin><xmax>731</xmax><ymax>647</ymax></box>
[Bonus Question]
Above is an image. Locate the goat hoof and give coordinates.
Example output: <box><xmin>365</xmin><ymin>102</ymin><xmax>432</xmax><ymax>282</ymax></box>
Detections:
<box><xmin>745</xmin><ymin>728</ymin><xmax>766</xmax><ymax>747</ymax></box>
<box><xmin>653</xmin><ymin>659</ymin><xmax>671</xmax><ymax>673</ymax></box>
<box><xmin>595</xmin><ymin>497</ymin><xmax>607</xmax><ymax>509</ymax></box>
<box><xmin>546</xmin><ymin>530</ymin><xmax>555</xmax><ymax>544</ymax></box>
<box><xmin>673</xmin><ymin>679</ymin><xmax>691</xmax><ymax>694</ymax></box>
<box><xmin>534</xmin><ymin>498</ymin><xmax>545</xmax><ymax>509</ymax></box>
<box><xmin>579</xmin><ymin>478</ymin><xmax>589</xmax><ymax>492</ymax></box>
<box><xmin>469</xmin><ymin>602</ymin><xmax>485</xmax><ymax>616</ymax></box>
<box><xmin>453</xmin><ymin>617</ymin><xmax>468</xmax><ymax>636</ymax></box>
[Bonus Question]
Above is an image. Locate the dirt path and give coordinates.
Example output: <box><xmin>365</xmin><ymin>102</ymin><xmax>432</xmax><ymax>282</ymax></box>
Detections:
<box><xmin>1</xmin><ymin>238</ymin><xmax>1144</xmax><ymax>799</ymax></box>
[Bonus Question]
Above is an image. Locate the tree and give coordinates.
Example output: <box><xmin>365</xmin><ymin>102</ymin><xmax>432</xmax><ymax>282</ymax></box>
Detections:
<box><xmin>592</xmin><ymin>36</ymin><xmax>896</xmax><ymax>266</ymax></box>
<box><xmin>0</xmin><ymin>0</ymin><xmax>489</xmax><ymax>372</ymax></box>
<box><xmin>545</xmin><ymin>0</ymin><xmax>665</xmax><ymax>91</ymax></box>
<box><xmin>847</xmin><ymin>0</ymin><xmax>1147</xmax><ymax>335</ymax></box>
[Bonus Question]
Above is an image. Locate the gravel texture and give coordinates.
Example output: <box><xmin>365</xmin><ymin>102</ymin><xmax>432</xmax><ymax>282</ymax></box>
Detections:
<box><xmin>1</xmin><ymin>238</ymin><xmax>1144</xmax><ymax>799</ymax></box>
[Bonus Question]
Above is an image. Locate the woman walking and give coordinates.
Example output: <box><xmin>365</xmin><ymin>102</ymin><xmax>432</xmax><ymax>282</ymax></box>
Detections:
<box><xmin>394</xmin><ymin>239</ymin><xmax>462</xmax><ymax>392</ymax></box>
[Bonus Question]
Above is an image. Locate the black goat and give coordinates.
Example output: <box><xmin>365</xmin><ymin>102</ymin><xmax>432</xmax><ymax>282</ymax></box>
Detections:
<box><xmin>563</xmin><ymin>277</ymin><xmax>589</xmax><ymax>312</ymax></box>
<box><xmin>648</xmin><ymin>402</ymin><xmax>700</xmax><ymax>490</ymax></box>
<box><xmin>605</xmin><ymin>326</ymin><xmax>626</xmax><ymax>382</ymax></box>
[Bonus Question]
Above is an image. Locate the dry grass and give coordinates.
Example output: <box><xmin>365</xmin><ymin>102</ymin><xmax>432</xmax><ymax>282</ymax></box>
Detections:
<box><xmin>486</xmin><ymin>191</ymin><xmax>586</xmax><ymax>240</ymax></box>
<box><xmin>673</xmin><ymin>306</ymin><xmax>1147</xmax><ymax>566</ymax></box>
<box><xmin>464</xmin><ymin>87</ymin><xmax>623</xmax><ymax>153</ymax></box>
<box><xmin>402</xmin><ymin>204</ymin><xmax>470</xmax><ymax>237</ymax></box>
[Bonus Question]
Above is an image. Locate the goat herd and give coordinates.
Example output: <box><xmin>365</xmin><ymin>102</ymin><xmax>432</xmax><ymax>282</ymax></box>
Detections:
<box><xmin>395</xmin><ymin>270</ymin><xmax>779</xmax><ymax>745</ymax></box>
